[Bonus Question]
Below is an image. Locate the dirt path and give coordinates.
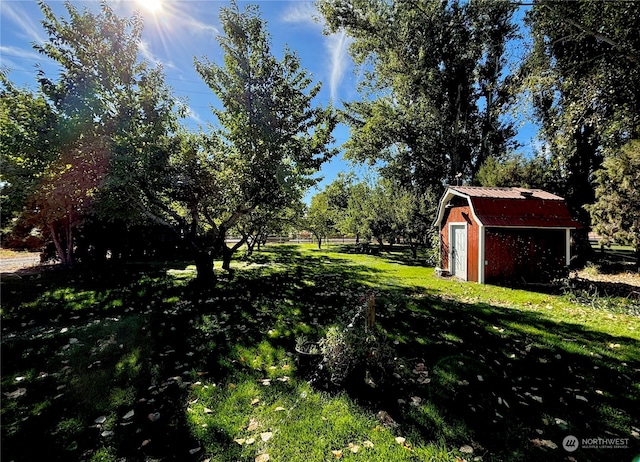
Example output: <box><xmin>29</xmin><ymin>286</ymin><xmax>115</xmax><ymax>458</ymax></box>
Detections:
<box><xmin>576</xmin><ymin>269</ymin><xmax>640</xmax><ymax>288</ymax></box>
<box><xmin>0</xmin><ymin>255</ymin><xmax>41</xmax><ymax>273</ymax></box>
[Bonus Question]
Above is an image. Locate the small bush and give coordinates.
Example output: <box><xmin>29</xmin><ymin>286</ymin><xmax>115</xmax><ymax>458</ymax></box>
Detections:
<box><xmin>319</xmin><ymin>324</ymin><xmax>394</xmax><ymax>387</ymax></box>
<box><xmin>583</xmin><ymin>262</ymin><xmax>601</xmax><ymax>277</ymax></box>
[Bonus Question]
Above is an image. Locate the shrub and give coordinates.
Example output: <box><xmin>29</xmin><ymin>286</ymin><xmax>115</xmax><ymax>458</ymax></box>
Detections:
<box><xmin>319</xmin><ymin>324</ymin><xmax>394</xmax><ymax>387</ymax></box>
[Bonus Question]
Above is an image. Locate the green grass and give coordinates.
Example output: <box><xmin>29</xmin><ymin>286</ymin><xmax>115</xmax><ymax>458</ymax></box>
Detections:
<box><xmin>1</xmin><ymin>244</ymin><xmax>639</xmax><ymax>461</ymax></box>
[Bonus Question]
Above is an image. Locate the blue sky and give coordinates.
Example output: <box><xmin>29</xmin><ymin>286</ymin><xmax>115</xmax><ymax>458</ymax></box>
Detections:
<box><xmin>1</xmin><ymin>0</ymin><xmax>539</xmax><ymax>197</ymax></box>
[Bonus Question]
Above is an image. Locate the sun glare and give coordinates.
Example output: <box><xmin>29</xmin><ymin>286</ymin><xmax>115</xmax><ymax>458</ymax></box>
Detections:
<box><xmin>137</xmin><ymin>0</ymin><xmax>163</xmax><ymax>14</ymax></box>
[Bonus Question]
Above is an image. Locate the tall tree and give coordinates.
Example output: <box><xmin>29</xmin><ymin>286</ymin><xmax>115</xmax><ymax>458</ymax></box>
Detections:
<box><xmin>340</xmin><ymin>180</ymin><xmax>372</xmax><ymax>243</ymax></box>
<box><xmin>182</xmin><ymin>1</ymin><xmax>336</xmax><ymax>280</ymax></box>
<box><xmin>523</xmin><ymin>0</ymin><xmax>640</xmax><ymax>260</ymax></box>
<box><xmin>475</xmin><ymin>152</ymin><xmax>552</xmax><ymax>190</ymax></box>
<box><xmin>0</xmin><ymin>74</ymin><xmax>58</xmax><ymax>234</ymax></box>
<box><xmin>305</xmin><ymin>192</ymin><xmax>334</xmax><ymax>249</ymax></box>
<box><xmin>587</xmin><ymin>139</ymin><xmax>640</xmax><ymax>266</ymax></box>
<box><xmin>389</xmin><ymin>183</ymin><xmax>438</xmax><ymax>259</ymax></box>
<box><xmin>5</xmin><ymin>1</ymin><xmax>179</xmax><ymax>265</ymax></box>
<box><xmin>319</xmin><ymin>0</ymin><xmax>518</xmax><ymax>192</ymax></box>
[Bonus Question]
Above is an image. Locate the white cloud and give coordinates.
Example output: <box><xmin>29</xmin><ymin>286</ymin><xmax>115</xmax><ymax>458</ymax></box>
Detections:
<box><xmin>326</xmin><ymin>30</ymin><xmax>353</xmax><ymax>102</ymax></box>
<box><xmin>175</xmin><ymin>9</ymin><xmax>219</xmax><ymax>38</ymax></box>
<box><xmin>281</xmin><ymin>2</ymin><xmax>322</xmax><ymax>28</ymax></box>
<box><xmin>139</xmin><ymin>40</ymin><xmax>177</xmax><ymax>70</ymax></box>
<box><xmin>281</xmin><ymin>2</ymin><xmax>352</xmax><ymax>102</ymax></box>
<box><xmin>185</xmin><ymin>106</ymin><xmax>206</xmax><ymax>126</ymax></box>
<box><xmin>0</xmin><ymin>2</ymin><xmax>45</xmax><ymax>44</ymax></box>
<box><xmin>0</xmin><ymin>45</ymin><xmax>44</xmax><ymax>63</ymax></box>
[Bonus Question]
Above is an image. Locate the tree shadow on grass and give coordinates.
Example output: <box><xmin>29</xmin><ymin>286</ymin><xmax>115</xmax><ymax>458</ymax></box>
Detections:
<box><xmin>0</xmin><ymin>245</ymin><xmax>389</xmax><ymax>461</ymax></box>
<box><xmin>364</xmin><ymin>285</ymin><xmax>640</xmax><ymax>462</ymax></box>
<box><xmin>2</xmin><ymin>246</ymin><xmax>639</xmax><ymax>462</ymax></box>
<box><xmin>329</xmin><ymin>243</ymin><xmax>430</xmax><ymax>267</ymax></box>
<box><xmin>197</xmin><ymin>248</ymin><xmax>640</xmax><ymax>461</ymax></box>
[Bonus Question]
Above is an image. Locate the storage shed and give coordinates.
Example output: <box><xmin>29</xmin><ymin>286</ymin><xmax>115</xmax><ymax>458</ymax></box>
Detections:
<box><xmin>434</xmin><ymin>186</ymin><xmax>581</xmax><ymax>284</ymax></box>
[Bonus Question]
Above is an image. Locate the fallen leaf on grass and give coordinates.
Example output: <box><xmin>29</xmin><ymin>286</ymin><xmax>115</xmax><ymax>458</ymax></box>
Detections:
<box><xmin>94</xmin><ymin>416</ymin><xmax>107</xmax><ymax>425</ymax></box>
<box><xmin>247</xmin><ymin>418</ymin><xmax>259</xmax><ymax>431</ymax></box>
<box><xmin>274</xmin><ymin>406</ymin><xmax>287</xmax><ymax>412</ymax></box>
<box><xmin>4</xmin><ymin>388</ymin><xmax>26</xmax><ymax>399</ymax></box>
<box><xmin>203</xmin><ymin>407</ymin><xmax>213</xmax><ymax>414</ymax></box>
<box><xmin>277</xmin><ymin>376</ymin><xmax>290</xmax><ymax>382</ymax></box>
<box><xmin>246</xmin><ymin>437</ymin><xmax>256</xmax><ymax>445</ymax></box>
<box><xmin>395</xmin><ymin>437</ymin><xmax>406</xmax><ymax>445</ymax></box>
<box><xmin>377</xmin><ymin>410</ymin><xmax>397</xmax><ymax>426</ymax></box>
<box><xmin>527</xmin><ymin>393</ymin><xmax>543</xmax><ymax>403</ymax></box>
<box><xmin>363</xmin><ymin>440</ymin><xmax>374</xmax><ymax>448</ymax></box>
<box><xmin>260</xmin><ymin>432</ymin><xmax>273</xmax><ymax>442</ymax></box>
<box><xmin>331</xmin><ymin>449</ymin><xmax>343</xmax><ymax>458</ymax></box>
<box><xmin>234</xmin><ymin>438</ymin><xmax>246</xmax><ymax>445</ymax></box>
<box><xmin>554</xmin><ymin>418</ymin><xmax>568</xmax><ymax>430</ymax></box>
<box><xmin>348</xmin><ymin>443</ymin><xmax>360</xmax><ymax>453</ymax></box>
<box><xmin>148</xmin><ymin>412</ymin><xmax>161</xmax><ymax>422</ymax></box>
<box><xmin>255</xmin><ymin>454</ymin><xmax>270</xmax><ymax>462</ymax></box>
<box><xmin>251</xmin><ymin>398</ymin><xmax>260</xmax><ymax>406</ymax></box>
<box><xmin>123</xmin><ymin>410</ymin><xmax>135</xmax><ymax>420</ymax></box>
<box><xmin>531</xmin><ymin>438</ymin><xmax>558</xmax><ymax>449</ymax></box>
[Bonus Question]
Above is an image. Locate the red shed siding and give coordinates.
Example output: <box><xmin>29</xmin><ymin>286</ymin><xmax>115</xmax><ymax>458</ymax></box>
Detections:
<box><xmin>472</xmin><ymin>197</ymin><xmax>581</xmax><ymax>228</ymax></box>
<box><xmin>440</xmin><ymin>204</ymin><xmax>479</xmax><ymax>282</ymax></box>
<box><xmin>484</xmin><ymin>228</ymin><xmax>567</xmax><ymax>283</ymax></box>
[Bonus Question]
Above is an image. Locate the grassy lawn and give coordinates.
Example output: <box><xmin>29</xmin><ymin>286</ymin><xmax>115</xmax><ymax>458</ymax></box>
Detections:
<box><xmin>2</xmin><ymin>244</ymin><xmax>639</xmax><ymax>461</ymax></box>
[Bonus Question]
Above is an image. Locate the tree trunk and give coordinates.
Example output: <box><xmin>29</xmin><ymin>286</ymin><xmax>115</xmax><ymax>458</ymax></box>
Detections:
<box><xmin>194</xmin><ymin>251</ymin><xmax>216</xmax><ymax>285</ymax></box>
<box><xmin>221</xmin><ymin>246</ymin><xmax>232</xmax><ymax>272</ymax></box>
<box><xmin>572</xmin><ymin>228</ymin><xmax>594</xmax><ymax>267</ymax></box>
<box><xmin>317</xmin><ymin>236</ymin><xmax>322</xmax><ymax>249</ymax></box>
<box><xmin>246</xmin><ymin>238</ymin><xmax>256</xmax><ymax>256</ymax></box>
<box><xmin>375</xmin><ymin>236</ymin><xmax>384</xmax><ymax>251</ymax></box>
<box><xmin>222</xmin><ymin>237</ymin><xmax>246</xmax><ymax>272</ymax></box>
<box><xmin>49</xmin><ymin>222</ymin><xmax>73</xmax><ymax>267</ymax></box>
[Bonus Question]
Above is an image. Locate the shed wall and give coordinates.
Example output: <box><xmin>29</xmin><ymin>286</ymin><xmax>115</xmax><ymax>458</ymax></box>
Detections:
<box><xmin>484</xmin><ymin>228</ymin><xmax>567</xmax><ymax>283</ymax></box>
<box><xmin>440</xmin><ymin>205</ymin><xmax>479</xmax><ymax>282</ymax></box>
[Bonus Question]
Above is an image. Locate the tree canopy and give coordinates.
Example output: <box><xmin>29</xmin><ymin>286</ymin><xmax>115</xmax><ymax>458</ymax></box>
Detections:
<box><xmin>522</xmin><ymin>0</ymin><xmax>640</xmax><ymax>257</ymax></box>
<box><xmin>3</xmin><ymin>0</ymin><xmax>640</xmax><ymax>270</ymax></box>
<box><xmin>318</xmin><ymin>0</ymin><xmax>519</xmax><ymax>191</ymax></box>
<box><xmin>587</xmin><ymin>139</ymin><xmax>640</xmax><ymax>264</ymax></box>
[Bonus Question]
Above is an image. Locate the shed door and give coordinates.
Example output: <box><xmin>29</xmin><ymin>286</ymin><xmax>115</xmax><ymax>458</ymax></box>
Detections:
<box><xmin>450</xmin><ymin>224</ymin><xmax>467</xmax><ymax>280</ymax></box>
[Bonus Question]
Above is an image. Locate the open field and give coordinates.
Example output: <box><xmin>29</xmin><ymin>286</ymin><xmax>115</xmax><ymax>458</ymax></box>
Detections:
<box><xmin>2</xmin><ymin>244</ymin><xmax>639</xmax><ymax>461</ymax></box>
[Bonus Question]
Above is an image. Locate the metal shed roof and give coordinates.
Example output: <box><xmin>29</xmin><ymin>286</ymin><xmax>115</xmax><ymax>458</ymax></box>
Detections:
<box><xmin>449</xmin><ymin>186</ymin><xmax>564</xmax><ymax>200</ymax></box>
<box><xmin>435</xmin><ymin>186</ymin><xmax>582</xmax><ymax>229</ymax></box>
